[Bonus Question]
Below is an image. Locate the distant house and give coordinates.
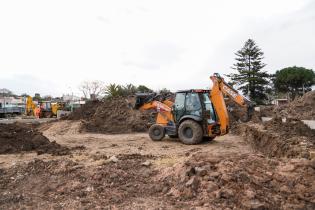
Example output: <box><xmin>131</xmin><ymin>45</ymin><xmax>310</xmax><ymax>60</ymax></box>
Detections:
<box><xmin>0</xmin><ymin>96</ymin><xmax>25</xmax><ymax>108</ymax></box>
<box><xmin>62</xmin><ymin>94</ymin><xmax>81</xmax><ymax>102</ymax></box>
<box><xmin>272</xmin><ymin>98</ymin><xmax>288</xmax><ymax>106</ymax></box>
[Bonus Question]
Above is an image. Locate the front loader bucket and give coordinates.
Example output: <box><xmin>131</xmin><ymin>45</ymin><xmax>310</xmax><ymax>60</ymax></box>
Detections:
<box><xmin>126</xmin><ymin>93</ymin><xmax>156</xmax><ymax>109</ymax></box>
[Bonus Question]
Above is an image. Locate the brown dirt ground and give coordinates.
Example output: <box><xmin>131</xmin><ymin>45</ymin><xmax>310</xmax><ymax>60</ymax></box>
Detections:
<box><xmin>0</xmin><ymin>120</ymin><xmax>314</xmax><ymax>209</ymax></box>
<box><xmin>158</xmin><ymin>153</ymin><xmax>315</xmax><ymax>209</ymax></box>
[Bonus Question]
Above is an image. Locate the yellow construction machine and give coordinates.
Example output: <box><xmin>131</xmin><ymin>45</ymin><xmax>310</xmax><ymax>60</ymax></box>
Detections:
<box><xmin>133</xmin><ymin>73</ymin><xmax>252</xmax><ymax>144</ymax></box>
<box><xmin>26</xmin><ymin>96</ymin><xmax>37</xmax><ymax>116</ymax></box>
<box><xmin>26</xmin><ymin>96</ymin><xmax>61</xmax><ymax>118</ymax></box>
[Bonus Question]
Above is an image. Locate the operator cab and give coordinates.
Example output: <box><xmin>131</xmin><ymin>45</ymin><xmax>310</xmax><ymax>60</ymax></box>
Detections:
<box><xmin>173</xmin><ymin>89</ymin><xmax>219</xmax><ymax>136</ymax></box>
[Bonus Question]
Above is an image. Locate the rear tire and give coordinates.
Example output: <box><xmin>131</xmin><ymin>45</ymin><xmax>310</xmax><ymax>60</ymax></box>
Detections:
<box><xmin>178</xmin><ymin>120</ymin><xmax>203</xmax><ymax>145</ymax></box>
<box><xmin>149</xmin><ymin>124</ymin><xmax>165</xmax><ymax>141</ymax></box>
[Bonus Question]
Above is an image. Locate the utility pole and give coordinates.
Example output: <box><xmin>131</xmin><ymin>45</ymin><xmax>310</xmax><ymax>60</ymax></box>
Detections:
<box><xmin>2</xmin><ymin>90</ymin><xmax>5</xmax><ymax>117</ymax></box>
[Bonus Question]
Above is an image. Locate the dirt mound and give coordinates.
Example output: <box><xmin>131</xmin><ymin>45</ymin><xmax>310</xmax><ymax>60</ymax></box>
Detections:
<box><xmin>0</xmin><ymin>154</ymin><xmax>167</xmax><ymax>209</ymax></box>
<box><xmin>264</xmin><ymin>117</ymin><xmax>315</xmax><ymax>140</ymax></box>
<box><xmin>159</xmin><ymin>153</ymin><xmax>315</xmax><ymax>209</ymax></box>
<box><xmin>82</xmin><ymin>97</ymin><xmax>150</xmax><ymax>134</ymax></box>
<box><xmin>259</xmin><ymin>105</ymin><xmax>274</xmax><ymax>117</ymax></box>
<box><xmin>238</xmin><ymin>119</ymin><xmax>315</xmax><ymax>158</ymax></box>
<box><xmin>0</xmin><ymin>123</ymin><xmax>70</xmax><ymax>155</ymax></box>
<box><xmin>65</xmin><ymin>100</ymin><xmax>102</xmax><ymax>121</ymax></box>
<box><xmin>230</xmin><ymin>91</ymin><xmax>315</xmax><ymax>120</ymax></box>
<box><xmin>276</xmin><ymin>91</ymin><xmax>315</xmax><ymax>120</ymax></box>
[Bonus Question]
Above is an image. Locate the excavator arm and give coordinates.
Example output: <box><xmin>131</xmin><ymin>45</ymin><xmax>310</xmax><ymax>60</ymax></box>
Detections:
<box><xmin>26</xmin><ymin>96</ymin><xmax>36</xmax><ymax>116</ymax></box>
<box><xmin>210</xmin><ymin>73</ymin><xmax>252</xmax><ymax>135</ymax></box>
<box><xmin>211</xmin><ymin>73</ymin><xmax>250</xmax><ymax>107</ymax></box>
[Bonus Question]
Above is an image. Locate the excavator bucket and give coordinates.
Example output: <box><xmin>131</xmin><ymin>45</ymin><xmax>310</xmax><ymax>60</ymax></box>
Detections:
<box><xmin>126</xmin><ymin>96</ymin><xmax>136</xmax><ymax>109</ymax></box>
<box><xmin>126</xmin><ymin>93</ymin><xmax>156</xmax><ymax>109</ymax></box>
<box><xmin>136</xmin><ymin>93</ymin><xmax>157</xmax><ymax>109</ymax></box>
<box><xmin>126</xmin><ymin>92</ymin><xmax>175</xmax><ymax>109</ymax></box>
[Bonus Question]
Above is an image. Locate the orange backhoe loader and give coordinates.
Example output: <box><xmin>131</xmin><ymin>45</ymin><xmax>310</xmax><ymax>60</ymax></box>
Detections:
<box><xmin>133</xmin><ymin>73</ymin><xmax>252</xmax><ymax>144</ymax></box>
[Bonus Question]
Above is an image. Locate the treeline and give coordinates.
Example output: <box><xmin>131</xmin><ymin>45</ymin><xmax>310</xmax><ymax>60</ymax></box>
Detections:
<box><xmin>227</xmin><ymin>39</ymin><xmax>315</xmax><ymax>104</ymax></box>
<box><xmin>79</xmin><ymin>81</ymin><xmax>170</xmax><ymax>99</ymax></box>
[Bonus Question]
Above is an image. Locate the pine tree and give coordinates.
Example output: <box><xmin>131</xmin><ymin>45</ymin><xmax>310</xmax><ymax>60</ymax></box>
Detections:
<box><xmin>228</xmin><ymin>39</ymin><xmax>269</xmax><ymax>104</ymax></box>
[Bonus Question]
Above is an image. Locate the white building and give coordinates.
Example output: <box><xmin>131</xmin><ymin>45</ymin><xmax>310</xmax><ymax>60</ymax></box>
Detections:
<box><xmin>0</xmin><ymin>96</ymin><xmax>25</xmax><ymax>108</ymax></box>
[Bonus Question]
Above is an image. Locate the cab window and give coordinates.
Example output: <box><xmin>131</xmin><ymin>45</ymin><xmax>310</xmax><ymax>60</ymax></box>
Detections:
<box><xmin>185</xmin><ymin>93</ymin><xmax>201</xmax><ymax>116</ymax></box>
<box><xmin>174</xmin><ymin>93</ymin><xmax>185</xmax><ymax>110</ymax></box>
<box><xmin>202</xmin><ymin>93</ymin><xmax>216</xmax><ymax>123</ymax></box>
<box><xmin>173</xmin><ymin>93</ymin><xmax>186</xmax><ymax>122</ymax></box>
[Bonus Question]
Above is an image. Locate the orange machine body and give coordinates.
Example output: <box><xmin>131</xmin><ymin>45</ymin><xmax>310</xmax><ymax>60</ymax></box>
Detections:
<box><xmin>210</xmin><ymin>73</ymin><xmax>250</xmax><ymax>135</ymax></box>
<box><xmin>139</xmin><ymin>100</ymin><xmax>174</xmax><ymax>126</ymax></box>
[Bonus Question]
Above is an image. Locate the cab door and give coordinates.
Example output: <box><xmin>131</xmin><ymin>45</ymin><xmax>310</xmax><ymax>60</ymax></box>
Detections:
<box><xmin>201</xmin><ymin>93</ymin><xmax>217</xmax><ymax>125</ymax></box>
<box><xmin>173</xmin><ymin>92</ymin><xmax>186</xmax><ymax>123</ymax></box>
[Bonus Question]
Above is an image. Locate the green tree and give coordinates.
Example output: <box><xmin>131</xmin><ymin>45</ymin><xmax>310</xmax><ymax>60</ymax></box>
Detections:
<box><xmin>106</xmin><ymin>84</ymin><xmax>154</xmax><ymax>97</ymax></box>
<box><xmin>105</xmin><ymin>83</ymin><xmax>122</xmax><ymax>97</ymax></box>
<box><xmin>42</xmin><ymin>95</ymin><xmax>53</xmax><ymax>101</ymax></box>
<box><xmin>136</xmin><ymin>85</ymin><xmax>153</xmax><ymax>93</ymax></box>
<box><xmin>228</xmin><ymin>39</ymin><xmax>270</xmax><ymax>104</ymax></box>
<box><xmin>158</xmin><ymin>88</ymin><xmax>171</xmax><ymax>94</ymax></box>
<box><xmin>123</xmin><ymin>84</ymin><xmax>137</xmax><ymax>95</ymax></box>
<box><xmin>33</xmin><ymin>93</ymin><xmax>41</xmax><ymax>101</ymax></box>
<box><xmin>20</xmin><ymin>93</ymin><xmax>30</xmax><ymax>98</ymax></box>
<box><xmin>0</xmin><ymin>88</ymin><xmax>14</xmax><ymax>97</ymax></box>
<box><xmin>274</xmin><ymin>66</ymin><xmax>315</xmax><ymax>99</ymax></box>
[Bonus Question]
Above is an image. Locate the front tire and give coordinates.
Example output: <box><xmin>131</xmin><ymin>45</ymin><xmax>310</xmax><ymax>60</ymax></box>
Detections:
<box><xmin>178</xmin><ymin>120</ymin><xmax>203</xmax><ymax>145</ymax></box>
<box><xmin>149</xmin><ymin>124</ymin><xmax>165</xmax><ymax>141</ymax></box>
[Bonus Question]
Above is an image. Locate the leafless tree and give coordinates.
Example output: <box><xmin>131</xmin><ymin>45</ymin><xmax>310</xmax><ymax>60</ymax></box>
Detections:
<box><xmin>0</xmin><ymin>88</ymin><xmax>14</xmax><ymax>97</ymax></box>
<box><xmin>79</xmin><ymin>80</ymin><xmax>106</xmax><ymax>99</ymax></box>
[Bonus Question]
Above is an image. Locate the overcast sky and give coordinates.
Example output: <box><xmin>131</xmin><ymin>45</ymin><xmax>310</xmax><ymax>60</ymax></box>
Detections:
<box><xmin>0</xmin><ymin>0</ymin><xmax>314</xmax><ymax>97</ymax></box>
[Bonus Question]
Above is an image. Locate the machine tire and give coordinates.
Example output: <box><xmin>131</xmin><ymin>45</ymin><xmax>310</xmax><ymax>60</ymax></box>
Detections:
<box><xmin>178</xmin><ymin>120</ymin><xmax>203</xmax><ymax>145</ymax></box>
<box><xmin>149</xmin><ymin>124</ymin><xmax>165</xmax><ymax>141</ymax></box>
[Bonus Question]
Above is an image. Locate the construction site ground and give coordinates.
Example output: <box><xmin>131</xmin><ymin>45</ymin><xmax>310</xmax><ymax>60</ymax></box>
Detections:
<box><xmin>0</xmin><ymin>120</ymin><xmax>314</xmax><ymax>209</ymax></box>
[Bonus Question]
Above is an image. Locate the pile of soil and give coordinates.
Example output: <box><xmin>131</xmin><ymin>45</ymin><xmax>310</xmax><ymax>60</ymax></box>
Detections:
<box><xmin>1</xmin><ymin>152</ymin><xmax>314</xmax><ymax>209</ymax></box>
<box><xmin>0</xmin><ymin>123</ymin><xmax>70</xmax><ymax>155</ymax></box>
<box><xmin>264</xmin><ymin>117</ymin><xmax>315</xmax><ymax>140</ymax></box>
<box><xmin>65</xmin><ymin>100</ymin><xmax>102</xmax><ymax>121</ymax></box>
<box><xmin>159</xmin><ymin>153</ymin><xmax>315</xmax><ymax>209</ymax></box>
<box><xmin>275</xmin><ymin>91</ymin><xmax>315</xmax><ymax>120</ymax></box>
<box><xmin>82</xmin><ymin>97</ymin><xmax>151</xmax><ymax>134</ymax></box>
<box><xmin>228</xmin><ymin>91</ymin><xmax>315</xmax><ymax>121</ymax></box>
<box><xmin>259</xmin><ymin>105</ymin><xmax>274</xmax><ymax>117</ymax></box>
<box><xmin>0</xmin><ymin>154</ymin><xmax>166</xmax><ymax>209</ymax></box>
<box><xmin>238</xmin><ymin>118</ymin><xmax>315</xmax><ymax>158</ymax></box>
